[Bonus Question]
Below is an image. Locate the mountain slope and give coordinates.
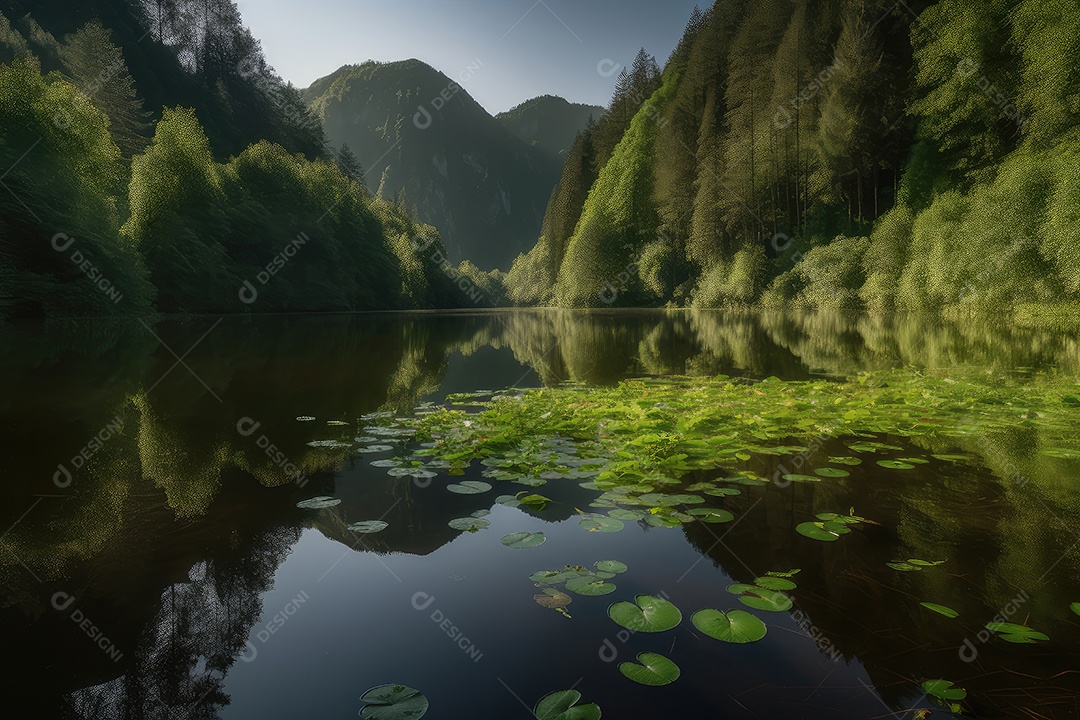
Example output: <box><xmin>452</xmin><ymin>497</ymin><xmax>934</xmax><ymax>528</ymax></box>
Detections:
<box><xmin>303</xmin><ymin>61</ymin><xmax>561</xmax><ymax>269</ymax></box>
<box><xmin>496</xmin><ymin>95</ymin><xmax>604</xmax><ymax>158</ymax></box>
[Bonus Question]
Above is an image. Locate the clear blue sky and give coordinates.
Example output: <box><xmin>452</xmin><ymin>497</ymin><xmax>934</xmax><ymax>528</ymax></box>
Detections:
<box><xmin>234</xmin><ymin>0</ymin><xmax>703</xmax><ymax>114</ymax></box>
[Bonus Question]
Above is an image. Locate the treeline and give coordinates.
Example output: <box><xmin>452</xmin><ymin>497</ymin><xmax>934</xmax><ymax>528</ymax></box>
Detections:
<box><xmin>0</xmin><ymin>1</ymin><xmax>471</xmax><ymax>317</ymax></box>
<box><xmin>503</xmin><ymin>0</ymin><xmax>1080</xmax><ymax>318</ymax></box>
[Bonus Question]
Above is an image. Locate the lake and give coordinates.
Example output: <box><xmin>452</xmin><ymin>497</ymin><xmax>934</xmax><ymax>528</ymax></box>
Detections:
<box><xmin>2</xmin><ymin>310</ymin><xmax>1079</xmax><ymax>719</ymax></box>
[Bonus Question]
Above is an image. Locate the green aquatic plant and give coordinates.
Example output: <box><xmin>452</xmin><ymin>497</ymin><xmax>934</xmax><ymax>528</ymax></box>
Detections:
<box><xmin>446</xmin><ymin>481</ymin><xmax>492</xmax><ymax>495</ymax></box>
<box><xmin>534</xmin><ymin>690</ymin><xmax>602</xmax><ymax>720</ymax></box>
<box><xmin>618</xmin><ymin>652</ymin><xmax>681</xmax><ymax>686</ymax></box>
<box><xmin>348</xmin><ymin>521</ymin><xmax>389</xmax><ymax>534</ymax></box>
<box><xmin>608</xmin><ymin>595</ymin><xmax>682</xmax><ymax>632</ymax></box>
<box><xmin>920</xmin><ymin>602</ymin><xmax>959</xmax><ymax>618</ymax></box>
<box><xmin>501</xmin><ymin>531</ymin><xmax>546</xmax><ymax>549</ymax></box>
<box><xmin>692</xmin><ymin>609</ymin><xmax>767</xmax><ymax>643</ymax></box>
<box><xmin>359</xmin><ymin>684</ymin><xmax>429</xmax><ymax>719</ymax></box>
<box><xmin>985</xmin><ymin>622</ymin><xmax>1049</xmax><ymax>644</ymax></box>
<box><xmin>296</xmin><ymin>496</ymin><xmax>341</xmax><ymax>509</ymax></box>
<box><xmin>726</xmin><ymin>584</ymin><xmax>793</xmax><ymax>612</ymax></box>
<box><xmin>921</xmin><ymin>679</ymin><xmax>966</xmax><ymax>713</ymax></box>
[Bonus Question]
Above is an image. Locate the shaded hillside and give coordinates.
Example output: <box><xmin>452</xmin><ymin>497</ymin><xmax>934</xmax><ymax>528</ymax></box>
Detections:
<box><xmin>303</xmin><ymin>60</ymin><xmax>562</xmax><ymax>269</ymax></box>
<box><xmin>496</xmin><ymin>95</ymin><xmax>605</xmax><ymax>158</ymax></box>
<box><xmin>503</xmin><ymin>0</ymin><xmax>1080</xmax><ymax>321</ymax></box>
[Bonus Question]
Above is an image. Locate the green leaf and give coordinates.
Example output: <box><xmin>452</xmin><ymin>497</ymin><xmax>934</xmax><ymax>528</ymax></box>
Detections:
<box><xmin>595</xmin><ymin>560</ymin><xmax>628</xmax><ymax>574</ymax></box>
<box><xmin>608</xmin><ymin>595</ymin><xmax>682</xmax><ymax>632</ymax></box>
<box><xmin>754</xmin><ymin>576</ymin><xmax>797</xmax><ymax>591</ymax></box>
<box><xmin>534</xmin><ymin>588</ymin><xmax>572</xmax><ymax>609</ymax></box>
<box><xmin>781</xmin><ymin>473</ymin><xmax>821</xmax><ymax>483</ymax></box>
<box><xmin>728</xmin><ymin>586</ymin><xmax>792</xmax><ymax>612</ymax></box>
<box><xmin>920</xmin><ymin>602</ymin><xmax>959</xmax><ymax>618</ymax></box>
<box><xmin>618</xmin><ymin>652</ymin><xmax>681</xmax><ymax>686</ymax></box>
<box><xmin>534</xmin><ymin>690</ymin><xmax>601</xmax><ymax>720</ymax></box>
<box><xmin>1071</xmin><ymin>602</ymin><xmax>1080</xmax><ymax>616</ymax></box>
<box><xmin>876</xmin><ymin>460</ymin><xmax>915</xmax><ymax>469</ymax></box>
<box><xmin>692</xmin><ymin>609</ymin><xmax>767</xmax><ymax>643</ymax></box>
<box><xmin>446</xmin><ymin>480</ymin><xmax>492</xmax><ymax>494</ymax></box>
<box><xmin>348</xmin><ymin>520</ymin><xmax>389</xmax><ymax>534</ymax></box>
<box><xmin>579</xmin><ymin>514</ymin><xmax>625</xmax><ymax>533</ymax></box>
<box><xmin>296</xmin><ymin>496</ymin><xmax>341</xmax><ymax>509</ymax></box>
<box><xmin>813</xmin><ymin>467</ymin><xmax>850</xmax><ymax>478</ymax></box>
<box><xmin>796</xmin><ymin>521</ymin><xmax>840</xmax><ymax>541</ymax></box>
<box><xmin>565</xmin><ymin>576</ymin><xmax>616</xmax><ymax>596</ymax></box>
<box><xmin>921</xmin><ymin>679</ymin><xmax>967</xmax><ymax>702</ymax></box>
<box><xmin>500</xmin><ymin>531</ymin><xmax>546</xmax><ymax>549</ymax></box>
<box><xmin>447</xmin><ymin>517</ymin><xmax>490</xmax><ymax>532</ymax></box>
<box><xmin>359</xmin><ymin>684</ymin><xmax>429</xmax><ymax>719</ymax></box>
<box><xmin>985</xmin><ymin>622</ymin><xmax>1048</xmax><ymax>641</ymax></box>
<box><xmin>687</xmin><ymin>508</ymin><xmax>734</xmax><ymax>523</ymax></box>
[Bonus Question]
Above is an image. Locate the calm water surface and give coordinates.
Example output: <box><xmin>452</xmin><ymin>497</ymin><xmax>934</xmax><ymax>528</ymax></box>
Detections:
<box><xmin>2</xmin><ymin>310</ymin><xmax>1079</xmax><ymax>718</ymax></box>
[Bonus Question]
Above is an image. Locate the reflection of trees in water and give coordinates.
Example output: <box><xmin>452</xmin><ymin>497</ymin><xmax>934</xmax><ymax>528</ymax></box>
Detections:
<box><xmin>64</xmin><ymin>524</ymin><xmax>300</xmax><ymax>720</ymax></box>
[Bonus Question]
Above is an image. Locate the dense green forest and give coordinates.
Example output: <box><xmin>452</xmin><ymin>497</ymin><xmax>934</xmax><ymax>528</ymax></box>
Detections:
<box><xmin>503</xmin><ymin>0</ymin><xmax>1080</xmax><ymax>320</ymax></box>
<box><xmin>0</xmin><ymin>0</ymin><xmax>469</xmax><ymax>317</ymax></box>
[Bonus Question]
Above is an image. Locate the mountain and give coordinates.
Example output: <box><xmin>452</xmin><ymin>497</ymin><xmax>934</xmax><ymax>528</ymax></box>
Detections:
<box><xmin>496</xmin><ymin>95</ymin><xmax>605</xmax><ymax>159</ymax></box>
<box><xmin>0</xmin><ymin>0</ymin><xmax>472</xmax><ymax>318</ymax></box>
<box><xmin>303</xmin><ymin>60</ymin><xmax>562</xmax><ymax>269</ymax></box>
<box><xmin>502</xmin><ymin>0</ymin><xmax>1080</xmax><ymax>320</ymax></box>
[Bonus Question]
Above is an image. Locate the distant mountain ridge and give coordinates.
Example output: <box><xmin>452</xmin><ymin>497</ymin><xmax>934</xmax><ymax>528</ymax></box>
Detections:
<box><xmin>496</xmin><ymin>95</ymin><xmax>605</xmax><ymax>159</ymax></box>
<box><xmin>304</xmin><ymin>60</ymin><xmax>583</xmax><ymax>269</ymax></box>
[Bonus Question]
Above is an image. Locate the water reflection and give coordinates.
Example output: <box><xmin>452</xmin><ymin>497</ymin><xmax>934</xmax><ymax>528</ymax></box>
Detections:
<box><xmin>1</xmin><ymin>310</ymin><xmax>1078</xmax><ymax>718</ymax></box>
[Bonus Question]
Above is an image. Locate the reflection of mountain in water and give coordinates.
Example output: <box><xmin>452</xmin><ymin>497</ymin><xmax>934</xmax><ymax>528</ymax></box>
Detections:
<box><xmin>1</xmin><ymin>311</ymin><xmax>1078</xmax><ymax>718</ymax></box>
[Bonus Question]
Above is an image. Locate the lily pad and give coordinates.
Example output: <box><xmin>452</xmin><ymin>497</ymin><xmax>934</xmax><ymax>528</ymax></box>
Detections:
<box><xmin>921</xmin><ymin>679</ymin><xmax>967</xmax><ymax>702</ymax></box>
<box><xmin>608</xmin><ymin>595</ymin><xmax>681</xmax><ymax>632</ymax></box>
<box><xmin>565</xmin><ymin>576</ymin><xmax>616</xmax><ymax>596</ymax></box>
<box><xmin>501</xmin><ymin>531</ymin><xmax>546</xmax><ymax>549</ymax></box>
<box><xmin>754</xmin><ymin>576</ymin><xmax>797</xmax><ymax>591</ymax></box>
<box><xmin>728</xmin><ymin>586</ymin><xmax>792</xmax><ymax>612</ymax></box>
<box><xmin>348</xmin><ymin>520</ymin><xmax>389</xmax><ymax>534</ymax></box>
<box><xmin>813</xmin><ymin>467</ymin><xmax>850</xmax><ymax>478</ymax></box>
<box><xmin>828</xmin><ymin>456</ymin><xmax>863</xmax><ymax>465</ymax></box>
<box><xmin>920</xmin><ymin>602</ymin><xmax>959</xmax><ymax>618</ymax></box>
<box><xmin>1071</xmin><ymin>602</ymin><xmax>1080</xmax><ymax>616</ymax></box>
<box><xmin>781</xmin><ymin>473</ymin><xmax>821</xmax><ymax>483</ymax></box>
<box><xmin>608</xmin><ymin>508</ymin><xmax>645</xmax><ymax>521</ymax></box>
<box><xmin>357</xmin><ymin>445</ymin><xmax>395</xmax><ymax>454</ymax></box>
<box><xmin>579</xmin><ymin>514</ymin><xmax>625</xmax><ymax>533</ymax></box>
<box><xmin>595</xmin><ymin>560</ymin><xmax>628</xmax><ymax>574</ymax></box>
<box><xmin>687</xmin><ymin>508</ymin><xmax>734</xmax><ymax>523</ymax></box>
<box><xmin>359</xmin><ymin>684</ymin><xmax>429</xmax><ymax>720</ymax></box>
<box><xmin>447</xmin><ymin>481</ymin><xmax>492</xmax><ymax>495</ymax></box>
<box><xmin>448</xmin><ymin>517</ymin><xmax>491</xmax><ymax>532</ymax></box>
<box><xmin>876</xmin><ymin>459</ymin><xmax>915</xmax><ymax>469</ymax></box>
<box><xmin>533</xmin><ymin>690</ymin><xmax>601</xmax><ymax>720</ymax></box>
<box><xmin>985</xmin><ymin>621</ymin><xmax>1048</xmax><ymax>643</ymax></box>
<box><xmin>534</xmin><ymin>588</ymin><xmax>572</xmax><ymax>609</ymax></box>
<box><xmin>296</xmin><ymin>496</ymin><xmax>341</xmax><ymax>510</ymax></box>
<box><xmin>618</xmin><ymin>652</ymin><xmax>680</xmax><ymax>686</ymax></box>
<box><xmin>691</xmin><ymin>609</ymin><xmax>767</xmax><ymax>643</ymax></box>
<box><xmin>643</xmin><ymin>513</ymin><xmax>683</xmax><ymax>528</ymax></box>
<box><xmin>796</xmin><ymin>521</ymin><xmax>840</xmax><ymax>541</ymax></box>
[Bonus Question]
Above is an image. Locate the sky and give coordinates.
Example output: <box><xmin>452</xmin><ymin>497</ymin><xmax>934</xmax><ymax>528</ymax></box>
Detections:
<box><xmin>234</xmin><ymin>0</ymin><xmax>703</xmax><ymax>114</ymax></box>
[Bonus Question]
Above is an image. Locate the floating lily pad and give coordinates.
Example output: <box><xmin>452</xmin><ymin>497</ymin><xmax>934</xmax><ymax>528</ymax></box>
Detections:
<box><xmin>897</xmin><ymin>457</ymin><xmax>929</xmax><ymax>464</ymax></box>
<box><xmin>781</xmin><ymin>473</ymin><xmax>821</xmax><ymax>483</ymax></box>
<box><xmin>618</xmin><ymin>652</ymin><xmax>680</xmax><ymax>686</ymax></box>
<box><xmin>495</xmin><ymin>494</ymin><xmax>521</xmax><ymax>508</ymax></box>
<box><xmin>687</xmin><ymin>508</ymin><xmax>734</xmax><ymax>523</ymax></box>
<box><xmin>608</xmin><ymin>595</ymin><xmax>681</xmax><ymax>632</ymax></box>
<box><xmin>595</xmin><ymin>560</ymin><xmax>628</xmax><ymax>574</ymax></box>
<box><xmin>371</xmin><ymin>459</ymin><xmax>403</xmax><ymax>468</ymax></box>
<box><xmin>1071</xmin><ymin>602</ymin><xmax>1080</xmax><ymax>616</ymax></box>
<box><xmin>921</xmin><ymin>679</ymin><xmax>966</xmax><ymax>702</ymax></box>
<box><xmin>580</xmin><ymin>514</ymin><xmax>625</xmax><ymax>533</ymax></box>
<box><xmin>296</xmin><ymin>496</ymin><xmax>341</xmax><ymax>509</ymax></box>
<box><xmin>501</xmin><ymin>531</ymin><xmax>546</xmax><ymax>549</ymax></box>
<box><xmin>565</xmin><ymin>576</ymin><xmax>616</xmax><ymax>596</ymax></box>
<box><xmin>985</xmin><ymin>621</ymin><xmax>1048</xmax><ymax>643</ymax></box>
<box><xmin>326</xmin><ymin>420</ymin><xmax>349</xmax><ymax>426</ymax></box>
<box><xmin>876</xmin><ymin>459</ymin><xmax>915</xmax><ymax>469</ymax></box>
<box><xmin>728</xmin><ymin>586</ymin><xmax>792</xmax><ymax>612</ymax></box>
<box><xmin>348</xmin><ymin>520</ymin><xmax>389</xmax><ymax>534</ymax></box>
<box><xmin>644</xmin><ymin>514</ymin><xmax>682</xmax><ymax>528</ymax></box>
<box><xmin>813</xmin><ymin>467</ymin><xmax>850</xmax><ymax>478</ymax></box>
<box><xmin>692</xmin><ymin>609</ymin><xmax>767</xmax><ymax>643</ymax></box>
<box><xmin>533</xmin><ymin>690</ymin><xmax>601</xmax><ymax>720</ymax></box>
<box><xmin>920</xmin><ymin>602</ymin><xmax>959</xmax><ymax>618</ymax></box>
<box><xmin>703</xmin><ymin>487</ymin><xmax>741</xmax><ymax>497</ymax></box>
<box><xmin>307</xmin><ymin>439</ymin><xmax>352</xmax><ymax>448</ymax></box>
<box><xmin>517</xmin><ymin>493</ymin><xmax>553</xmax><ymax>510</ymax></box>
<box><xmin>796</xmin><ymin>521</ymin><xmax>840</xmax><ymax>541</ymax></box>
<box><xmin>909</xmin><ymin>559</ymin><xmax>945</xmax><ymax>567</ymax></box>
<box><xmin>447</xmin><ymin>481</ymin><xmax>492</xmax><ymax>495</ymax></box>
<box><xmin>754</xmin><ymin>576</ymin><xmax>797</xmax><ymax>591</ymax></box>
<box><xmin>828</xmin><ymin>456</ymin><xmax>863</xmax><ymax>465</ymax></box>
<box><xmin>448</xmin><ymin>517</ymin><xmax>490</xmax><ymax>532</ymax></box>
<box><xmin>534</xmin><ymin>588</ymin><xmax>572</xmax><ymax>609</ymax></box>
<box><xmin>608</xmin><ymin>508</ymin><xmax>645</xmax><ymax>521</ymax></box>
<box><xmin>932</xmin><ymin>453</ymin><xmax>974</xmax><ymax>462</ymax></box>
<box><xmin>359</xmin><ymin>684</ymin><xmax>428</xmax><ymax>720</ymax></box>
<box><xmin>357</xmin><ymin>445</ymin><xmax>395</xmax><ymax>453</ymax></box>
<box><xmin>887</xmin><ymin>561</ymin><xmax>918</xmax><ymax>571</ymax></box>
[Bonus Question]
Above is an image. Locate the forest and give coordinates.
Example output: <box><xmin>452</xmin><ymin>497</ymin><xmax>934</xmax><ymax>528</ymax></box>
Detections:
<box><xmin>0</xmin><ymin>0</ymin><xmax>468</xmax><ymax>317</ymax></box>
<box><xmin>503</xmin><ymin>0</ymin><xmax>1080</xmax><ymax>323</ymax></box>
